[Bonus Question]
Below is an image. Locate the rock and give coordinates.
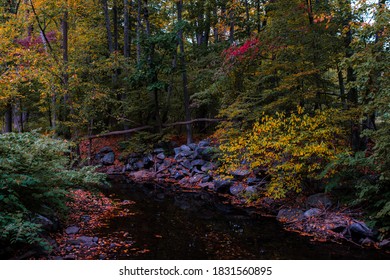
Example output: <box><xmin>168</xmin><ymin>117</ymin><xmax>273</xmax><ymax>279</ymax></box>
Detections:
<box><xmin>198</xmin><ymin>147</ymin><xmax>214</xmax><ymax>160</ymax></box>
<box><xmin>201</xmin><ymin>175</ymin><xmax>211</xmax><ymax>183</ymax></box>
<box><xmin>379</xmin><ymin>239</ymin><xmax>390</xmax><ymax>249</ymax></box>
<box><xmin>181</xmin><ymin>150</ymin><xmax>194</xmax><ymax>157</ymax></box>
<box><xmin>361</xmin><ymin>237</ymin><xmax>375</xmax><ymax>247</ymax></box>
<box><xmin>180</xmin><ymin>144</ymin><xmax>191</xmax><ymax>152</ymax></box>
<box><xmin>188</xmin><ymin>143</ymin><xmax>197</xmax><ymax>150</ymax></box>
<box><xmin>198</xmin><ymin>140</ymin><xmax>210</xmax><ymax>147</ymax></box>
<box><xmin>33</xmin><ymin>214</ymin><xmax>55</xmax><ymax>232</ymax></box>
<box><xmin>303</xmin><ymin>208</ymin><xmax>322</xmax><ymax>218</ymax></box>
<box><xmin>276</xmin><ymin>208</ymin><xmax>304</xmax><ymax>223</ymax></box>
<box><xmin>230</xmin><ymin>184</ymin><xmax>245</xmax><ymax>196</ymax></box>
<box><xmin>78</xmin><ymin>236</ymin><xmax>94</xmax><ymax>245</ymax></box>
<box><xmin>178</xmin><ymin>178</ymin><xmax>189</xmax><ymax>185</ymax></box>
<box><xmin>101</xmin><ymin>152</ymin><xmax>115</xmax><ymax>165</ymax></box>
<box><xmin>189</xmin><ymin>174</ymin><xmax>204</xmax><ymax>184</ymax></box>
<box><xmin>156</xmin><ymin>153</ymin><xmax>165</xmax><ymax>160</ymax></box>
<box><xmin>174</xmin><ymin>147</ymin><xmax>181</xmax><ymax>156</ymax></box>
<box><xmin>201</xmin><ymin>162</ymin><xmax>216</xmax><ymax>172</ymax></box>
<box><xmin>191</xmin><ymin>159</ymin><xmax>206</xmax><ymax>167</ymax></box>
<box><xmin>191</xmin><ymin>167</ymin><xmax>204</xmax><ymax>175</ymax></box>
<box><xmin>173</xmin><ymin>172</ymin><xmax>184</xmax><ymax>180</ymax></box>
<box><xmin>214</xmin><ymin>180</ymin><xmax>233</xmax><ymax>193</ymax></box>
<box><xmin>306</xmin><ymin>193</ymin><xmax>332</xmax><ymax>208</ymax></box>
<box><xmin>180</xmin><ymin>159</ymin><xmax>192</xmax><ymax>170</ymax></box>
<box><xmin>125</xmin><ymin>163</ymin><xmax>133</xmax><ymax>171</ymax></box>
<box><xmin>199</xmin><ymin>182</ymin><xmax>214</xmax><ymax>190</ymax></box>
<box><xmin>349</xmin><ymin>222</ymin><xmax>373</xmax><ymax>239</ymax></box>
<box><xmin>65</xmin><ymin>226</ymin><xmax>80</xmax><ymax>235</ymax></box>
<box><xmin>99</xmin><ymin>146</ymin><xmax>113</xmax><ymax>153</ymax></box>
<box><xmin>93</xmin><ymin>237</ymin><xmax>99</xmax><ymax>243</ymax></box>
<box><xmin>142</xmin><ymin>155</ymin><xmax>153</xmax><ymax>168</ymax></box>
<box><xmin>230</xmin><ymin>169</ymin><xmax>251</xmax><ymax>179</ymax></box>
<box><xmin>135</xmin><ymin>161</ymin><xmax>144</xmax><ymax>170</ymax></box>
<box><xmin>64</xmin><ymin>254</ymin><xmax>76</xmax><ymax>260</ymax></box>
<box><xmin>153</xmin><ymin>148</ymin><xmax>164</xmax><ymax>154</ymax></box>
<box><xmin>81</xmin><ymin>215</ymin><xmax>91</xmax><ymax>222</ymax></box>
<box><xmin>245</xmin><ymin>186</ymin><xmax>257</xmax><ymax>195</ymax></box>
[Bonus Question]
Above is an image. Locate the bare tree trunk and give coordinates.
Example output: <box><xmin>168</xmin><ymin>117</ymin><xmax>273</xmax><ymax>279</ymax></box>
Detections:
<box><xmin>4</xmin><ymin>102</ymin><xmax>12</xmax><ymax>133</ymax></box>
<box><xmin>229</xmin><ymin>8</ymin><xmax>234</xmax><ymax>44</ymax></box>
<box><xmin>113</xmin><ymin>0</ymin><xmax>119</xmax><ymax>51</ymax></box>
<box><xmin>177</xmin><ymin>0</ymin><xmax>193</xmax><ymax>144</ymax></box>
<box><xmin>244</xmin><ymin>0</ymin><xmax>250</xmax><ymax>36</ymax></box>
<box><xmin>102</xmin><ymin>0</ymin><xmax>114</xmax><ymax>53</ymax></box>
<box><xmin>124</xmin><ymin>0</ymin><xmax>130</xmax><ymax>57</ymax></box>
<box><xmin>136</xmin><ymin>0</ymin><xmax>142</xmax><ymax>65</ymax></box>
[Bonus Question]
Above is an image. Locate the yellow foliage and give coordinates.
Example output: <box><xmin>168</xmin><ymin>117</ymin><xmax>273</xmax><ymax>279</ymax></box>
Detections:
<box><xmin>217</xmin><ymin>107</ymin><xmax>350</xmax><ymax>198</ymax></box>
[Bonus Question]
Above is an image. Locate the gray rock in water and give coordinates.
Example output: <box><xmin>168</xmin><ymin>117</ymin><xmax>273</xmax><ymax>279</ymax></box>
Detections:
<box><xmin>379</xmin><ymin>239</ymin><xmax>390</xmax><ymax>249</ymax></box>
<box><xmin>303</xmin><ymin>208</ymin><xmax>322</xmax><ymax>218</ymax></box>
<box><xmin>101</xmin><ymin>151</ymin><xmax>115</xmax><ymax>165</ymax></box>
<box><xmin>230</xmin><ymin>184</ymin><xmax>245</xmax><ymax>196</ymax></box>
<box><xmin>276</xmin><ymin>208</ymin><xmax>304</xmax><ymax>223</ymax></box>
<box><xmin>349</xmin><ymin>222</ymin><xmax>373</xmax><ymax>238</ymax></box>
<box><xmin>65</xmin><ymin>226</ymin><xmax>80</xmax><ymax>235</ymax></box>
<box><xmin>306</xmin><ymin>193</ymin><xmax>332</xmax><ymax>208</ymax></box>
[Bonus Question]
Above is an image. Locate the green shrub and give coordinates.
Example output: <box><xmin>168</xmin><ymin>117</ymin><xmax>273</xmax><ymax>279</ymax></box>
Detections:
<box><xmin>0</xmin><ymin>132</ymin><xmax>106</xmax><ymax>251</ymax></box>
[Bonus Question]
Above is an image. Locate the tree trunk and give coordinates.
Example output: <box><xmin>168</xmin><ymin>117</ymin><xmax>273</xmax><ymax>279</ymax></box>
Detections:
<box><xmin>144</xmin><ymin>0</ymin><xmax>162</xmax><ymax>132</ymax></box>
<box><xmin>177</xmin><ymin>0</ymin><xmax>193</xmax><ymax>144</ymax></box>
<box><xmin>245</xmin><ymin>0</ymin><xmax>250</xmax><ymax>36</ymax></box>
<box><xmin>229</xmin><ymin>9</ymin><xmax>234</xmax><ymax>44</ymax></box>
<box><xmin>124</xmin><ymin>0</ymin><xmax>130</xmax><ymax>57</ymax></box>
<box><xmin>102</xmin><ymin>0</ymin><xmax>114</xmax><ymax>53</ymax></box>
<box><xmin>136</xmin><ymin>0</ymin><xmax>142</xmax><ymax>65</ymax></box>
<box><xmin>4</xmin><ymin>102</ymin><xmax>12</xmax><ymax>133</ymax></box>
<box><xmin>113</xmin><ymin>0</ymin><xmax>119</xmax><ymax>52</ymax></box>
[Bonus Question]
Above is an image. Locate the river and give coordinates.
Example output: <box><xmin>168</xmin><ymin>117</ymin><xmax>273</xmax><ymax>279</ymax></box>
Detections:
<box><xmin>89</xmin><ymin>180</ymin><xmax>389</xmax><ymax>260</ymax></box>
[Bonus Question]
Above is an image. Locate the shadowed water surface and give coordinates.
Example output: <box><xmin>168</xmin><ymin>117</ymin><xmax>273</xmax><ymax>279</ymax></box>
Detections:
<box><xmin>98</xmin><ymin>182</ymin><xmax>389</xmax><ymax>260</ymax></box>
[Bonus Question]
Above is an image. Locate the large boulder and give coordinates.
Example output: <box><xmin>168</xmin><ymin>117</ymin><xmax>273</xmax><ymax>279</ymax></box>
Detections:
<box><xmin>101</xmin><ymin>152</ymin><xmax>115</xmax><ymax>165</ymax></box>
<box><xmin>33</xmin><ymin>214</ymin><xmax>55</xmax><ymax>232</ymax></box>
<box><xmin>303</xmin><ymin>208</ymin><xmax>322</xmax><ymax>219</ymax></box>
<box><xmin>230</xmin><ymin>169</ymin><xmax>251</xmax><ymax>180</ymax></box>
<box><xmin>276</xmin><ymin>208</ymin><xmax>304</xmax><ymax>223</ymax></box>
<box><xmin>349</xmin><ymin>221</ymin><xmax>373</xmax><ymax>239</ymax></box>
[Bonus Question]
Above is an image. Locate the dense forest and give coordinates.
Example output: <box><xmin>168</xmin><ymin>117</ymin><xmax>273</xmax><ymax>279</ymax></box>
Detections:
<box><xmin>1</xmin><ymin>0</ymin><xmax>389</xmax><ymax>258</ymax></box>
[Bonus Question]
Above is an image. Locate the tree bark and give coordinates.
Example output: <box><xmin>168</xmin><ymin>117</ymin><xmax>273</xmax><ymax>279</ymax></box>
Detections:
<box><xmin>177</xmin><ymin>0</ymin><xmax>193</xmax><ymax>144</ymax></box>
<box><xmin>4</xmin><ymin>103</ymin><xmax>13</xmax><ymax>133</ymax></box>
<box><xmin>136</xmin><ymin>0</ymin><xmax>142</xmax><ymax>65</ymax></box>
<box><xmin>102</xmin><ymin>0</ymin><xmax>114</xmax><ymax>53</ymax></box>
<box><xmin>124</xmin><ymin>0</ymin><xmax>130</xmax><ymax>57</ymax></box>
<box><xmin>113</xmin><ymin>0</ymin><xmax>119</xmax><ymax>52</ymax></box>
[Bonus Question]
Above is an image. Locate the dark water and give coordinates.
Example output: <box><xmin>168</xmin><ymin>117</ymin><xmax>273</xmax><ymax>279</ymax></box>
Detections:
<box><xmin>99</xmin><ymin>181</ymin><xmax>389</xmax><ymax>260</ymax></box>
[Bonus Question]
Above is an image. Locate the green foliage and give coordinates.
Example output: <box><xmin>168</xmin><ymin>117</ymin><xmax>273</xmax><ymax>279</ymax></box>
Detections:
<box><xmin>0</xmin><ymin>132</ymin><xmax>106</xmax><ymax>250</ymax></box>
<box><xmin>217</xmin><ymin>107</ymin><xmax>349</xmax><ymax>198</ymax></box>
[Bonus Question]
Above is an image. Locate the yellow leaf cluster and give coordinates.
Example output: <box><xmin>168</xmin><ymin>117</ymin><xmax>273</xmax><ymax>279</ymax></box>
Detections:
<box><xmin>217</xmin><ymin>107</ymin><xmax>350</xmax><ymax>198</ymax></box>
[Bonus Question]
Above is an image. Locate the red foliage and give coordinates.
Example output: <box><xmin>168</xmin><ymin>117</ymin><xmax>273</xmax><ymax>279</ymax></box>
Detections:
<box><xmin>15</xmin><ymin>31</ymin><xmax>57</xmax><ymax>49</ymax></box>
<box><xmin>222</xmin><ymin>38</ymin><xmax>260</xmax><ymax>66</ymax></box>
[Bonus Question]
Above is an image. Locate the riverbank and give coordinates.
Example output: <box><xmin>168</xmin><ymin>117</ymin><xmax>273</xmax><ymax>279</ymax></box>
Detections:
<box><xmin>90</xmin><ymin>139</ymin><xmax>390</xmax><ymax>254</ymax></box>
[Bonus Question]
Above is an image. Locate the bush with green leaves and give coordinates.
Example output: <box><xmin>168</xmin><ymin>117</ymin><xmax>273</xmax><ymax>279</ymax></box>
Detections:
<box><xmin>0</xmin><ymin>132</ymin><xmax>106</xmax><ymax>251</ymax></box>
